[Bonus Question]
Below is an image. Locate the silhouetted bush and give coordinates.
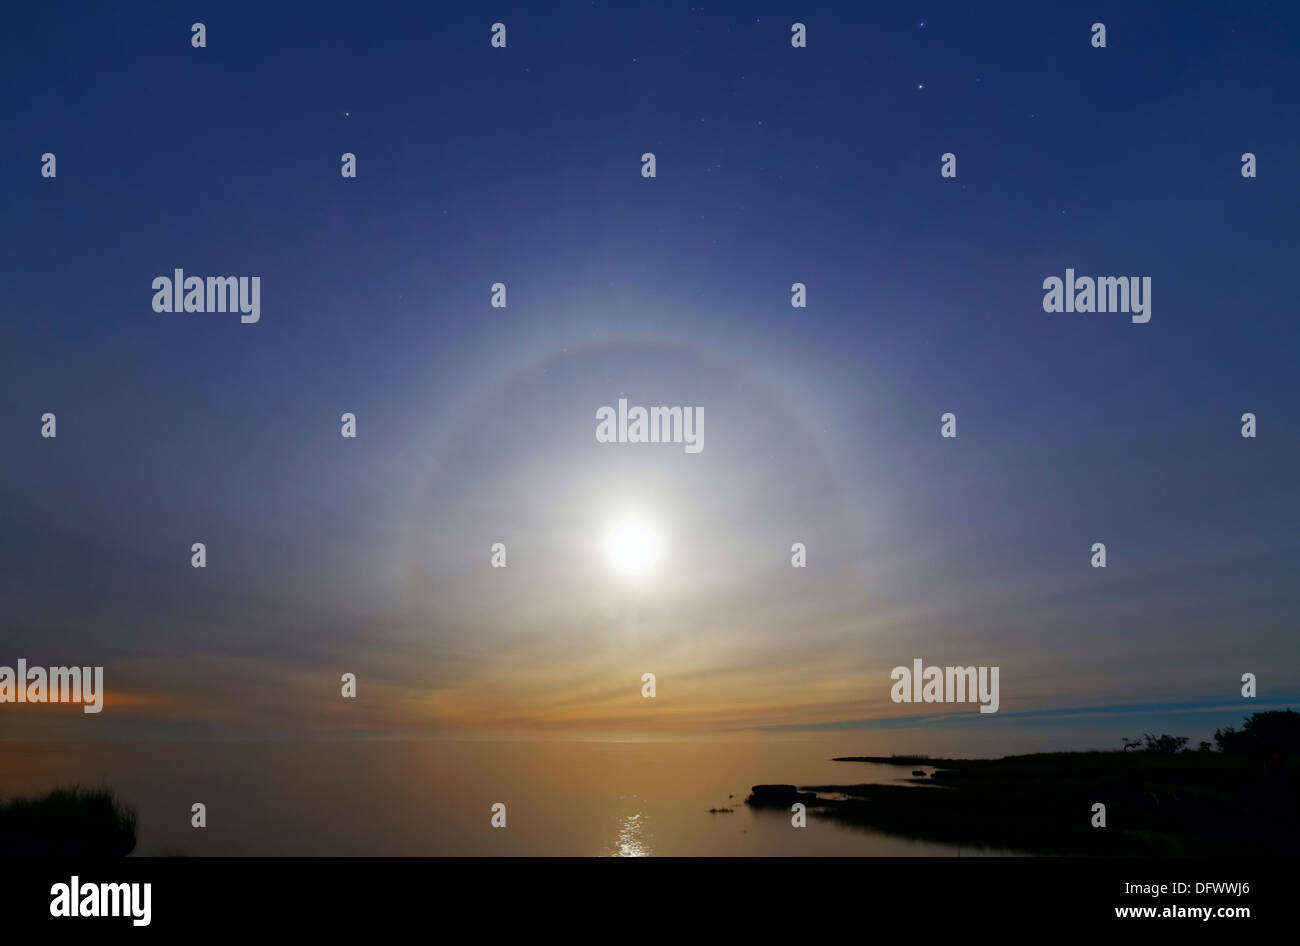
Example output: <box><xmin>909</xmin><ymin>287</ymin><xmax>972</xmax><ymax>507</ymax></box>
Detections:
<box><xmin>1141</xmin><ymin>733</ymin><xmax>1189</xmax><ymax>754</ymax></box>
<box><xmin>0</xmin><ymin>787</ymin><xmax>136</xmax><ymax>856</ymax></box>
<box><xmin>1215</xmin><ymin>709</ymin><xmax>1300</xmax><ymax>756</ymax></box>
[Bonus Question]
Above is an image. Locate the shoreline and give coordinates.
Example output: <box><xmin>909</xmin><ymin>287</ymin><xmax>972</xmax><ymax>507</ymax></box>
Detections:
<box><xmin>747</xmin><ymin>748</ymin><xmax>1298</xmax><ymax>856</ymax></box>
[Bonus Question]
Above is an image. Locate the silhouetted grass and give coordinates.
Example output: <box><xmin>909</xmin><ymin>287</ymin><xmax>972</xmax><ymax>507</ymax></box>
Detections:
<box><xmin>0</xmin><ymin>786</ymin><xmax>137</xmax><ymax>856</ymax></box>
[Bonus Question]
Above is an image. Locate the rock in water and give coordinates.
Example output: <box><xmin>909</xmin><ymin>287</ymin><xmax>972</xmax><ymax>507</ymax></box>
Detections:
<box><xmin>745</xmin><ymin>784</ymin><xmax>819</xmax><ymax>806</ymax></box>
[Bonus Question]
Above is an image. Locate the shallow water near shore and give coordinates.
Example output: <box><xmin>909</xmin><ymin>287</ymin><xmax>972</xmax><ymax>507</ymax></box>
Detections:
<box><xmin>0</xmin><ymin>740</ymin><xmax>1018</xmax><ymax>856</ymax></box>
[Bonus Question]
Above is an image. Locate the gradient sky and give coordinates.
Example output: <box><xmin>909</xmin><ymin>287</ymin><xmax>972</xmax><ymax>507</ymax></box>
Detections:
<box><xmin>2</xmin><ymin>1</ymin><xmax>1298</xmax><ymax>751</ymax></box>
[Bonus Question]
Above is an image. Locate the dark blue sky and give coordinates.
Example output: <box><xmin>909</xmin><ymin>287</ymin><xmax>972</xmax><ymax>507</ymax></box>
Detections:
<box><xmin>2</xmin><ymin>1</ymin><xmax>1298</xmax><ymax>746</ymax></box>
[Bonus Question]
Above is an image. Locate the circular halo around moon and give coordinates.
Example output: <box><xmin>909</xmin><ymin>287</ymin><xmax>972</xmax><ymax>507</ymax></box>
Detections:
<box><xmin>394</xmin><ymin>335</ymin><xmax>858</xmax><ymax>615</ymax></box>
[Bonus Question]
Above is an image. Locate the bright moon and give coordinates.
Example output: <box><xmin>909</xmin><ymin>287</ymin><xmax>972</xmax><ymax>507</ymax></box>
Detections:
<box><xmin>605</xmin><ymin>518</ymin><xmax>662</xmax><ymax>576</ymax></box>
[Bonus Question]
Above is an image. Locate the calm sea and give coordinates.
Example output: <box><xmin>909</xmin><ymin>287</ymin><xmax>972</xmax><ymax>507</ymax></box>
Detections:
<box><xmin>1</xmin><ymin>740</ymin><xmax>1018</xmax><ymax>856</ymax></box>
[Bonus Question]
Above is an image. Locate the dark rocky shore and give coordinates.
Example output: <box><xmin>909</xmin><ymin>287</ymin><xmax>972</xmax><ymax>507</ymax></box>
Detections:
<box><xmin>745</xmin><ymin>738</ymin><xmax>1299</xmax><ymax>855</ymax></box>
<box><xmin>745</xmin><ymin>784</ymin><xmax>820</xmax><ymax>806</ymax></box>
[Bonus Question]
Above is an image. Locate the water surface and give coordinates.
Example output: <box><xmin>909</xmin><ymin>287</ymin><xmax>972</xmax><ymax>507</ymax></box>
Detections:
<box><xmin>0</xmin><ymin>740</ymin><xmax>1012</xmax><ymax>856</ymax></box>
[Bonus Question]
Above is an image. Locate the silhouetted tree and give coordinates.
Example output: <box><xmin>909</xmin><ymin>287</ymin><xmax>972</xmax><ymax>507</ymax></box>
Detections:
<box><xmin>1214</xmin><ymin>725</ymin><xmax>1241</xmax><ymax>753</ymax></box>
<box><xmin>1215</xmin><ymin>709</ymin><xmax>1300</xmax><ymax>756</ymax></box>
<box><xmin>1141</xmin><ymin>733</ymin><xmax>1188</xmax><ymax>754</ymax></box>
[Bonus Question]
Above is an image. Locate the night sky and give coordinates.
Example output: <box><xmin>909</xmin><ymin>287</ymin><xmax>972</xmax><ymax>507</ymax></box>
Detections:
<box><xmin>2</xmin><ymin>1</ymin><xmax>1298</xmax><ymax>748</ymax></box>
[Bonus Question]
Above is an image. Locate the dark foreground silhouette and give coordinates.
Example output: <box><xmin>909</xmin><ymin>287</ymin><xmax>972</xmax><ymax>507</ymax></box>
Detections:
<box><xmin>748</xmin><ymin>710</ymin><xmax>1300</xmax><ymax>855</ymax></box>
<box><xmin>0</xmin><ymin>787</ymin><xmax>137</xmax><ymax>856</ymax></box>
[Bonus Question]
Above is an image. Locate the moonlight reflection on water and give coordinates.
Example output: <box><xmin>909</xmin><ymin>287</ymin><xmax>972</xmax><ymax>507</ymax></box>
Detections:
<box><xmin>612</xmin><ymin>809</ymin><xmax>652</xmax><ymax>857</ymax></box>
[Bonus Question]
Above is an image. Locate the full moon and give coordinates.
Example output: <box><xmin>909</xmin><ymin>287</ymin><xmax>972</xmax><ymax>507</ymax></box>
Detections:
<box><xmin>605</xmin><ymin>518</ymin><xmax>662</xmax><ymax>576</ymax></box>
